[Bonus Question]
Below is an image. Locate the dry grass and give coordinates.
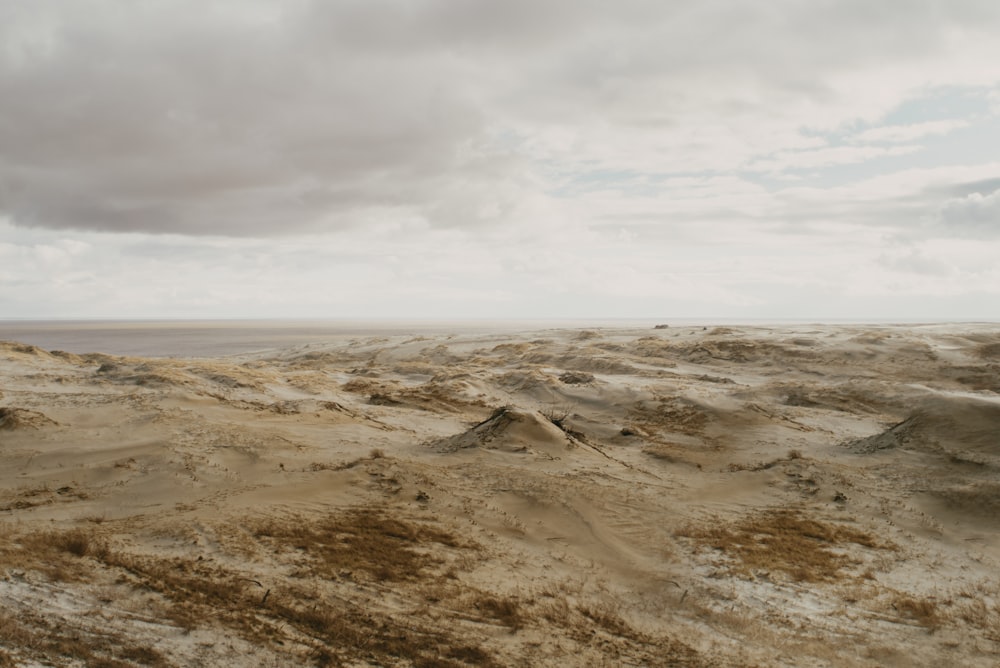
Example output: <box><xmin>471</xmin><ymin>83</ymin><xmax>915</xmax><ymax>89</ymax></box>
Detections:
<box><xmin>0</xmin><ymin>406</ymin><xmax>58</xmax><ymax>430</ymax></box>
<box><xmin>343</xmin><ymin>377</ymin><xmax>488</xmax><ymax>413</ymax></box>
<box><xmin>0</xmin><ymin>484</ymin><xmax>89</xmax><ymax>512</ymax></box>
<box><xmin>629</xmin><ymin>397</ymin><xmax>709</xmax><ymax>435</ymax></box>
<box><xmin>677</xmin><ymin>509</ymin><xmax>887</xmax><ymax>582</ymax></box>
<box><xmin>471</xmin><ymin>592</ymin><xmax>525</xmax><ymax>630</ymax></box>
<box><xmin>576</xmin><ymin>602</ymin><xmax>635</xmax><ymax>638</ymax></box>
<box><xmin>453</xmin><ymin>584</ymin><xmax>706</xmax><ymax>667</ymax></box>
<box><xmin>727</xmin><ymin>449</ymin><xmax>804</xmax><ymax>472</ymax></box>
<box><xmin>101</xmin><ymin>555</ymin><xmax>500</xmax><ymax>667</ymax></box>
<box><xmin>306</xmin><ymin>447</ymin><xmax>387</xmax><ymax>472</ymax></box>
<box><xmin>644</xmin><ymin>445</ymin><xmax>694</xmax><ymax>463</ymax></box>
<box><xmin>0</xmin><ymin>524</ymin><xmax>109</xmax><ymax>581</ymax></box>
<box><xmin>265</xmin><ymin>592</ymin><xmax>501</xmax><ymax>668</ymax></box>
<box><xmin>0</xmin><ymin>609</ymin><xmax>169</xmax><ymax>668</ymax></box>
<box><xmin>49</xmin><ymin>527</ymin><xmax>108</xmax><ymax>558</ymax></box>
<box><xmin>98</xmin><ymin>551</ymin><xmax>259</xmax><ymax>630</ymax></box>
<box><xmin>1</xmin><ymin>517</ymin><xmax>709</xmax><ymax>666</ymax></box>
<box><xmin>955</xmin><ymin>596</ymin><xmax>1000</xmax><ymax>640</ymax></box>
<box><xmin>0</xmin><ymin>515</ymin><xmax>497</xmax><ymax>666</ymax></box>
<box><xmin>253</xmin><ymin>507</ymin><xmax>467</xmax><ymax>582</ymax></box>
<box><xmin>891</xmin><ymin>594</ymin><xmax>941</xmax><ymax>629</ymax></box>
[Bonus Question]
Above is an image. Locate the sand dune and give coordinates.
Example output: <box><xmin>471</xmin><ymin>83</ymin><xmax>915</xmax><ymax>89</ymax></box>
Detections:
<box><xmin>2</xmin><ymin>324</ymin><xmax>1000</xmax><ymax>666</ymax></box>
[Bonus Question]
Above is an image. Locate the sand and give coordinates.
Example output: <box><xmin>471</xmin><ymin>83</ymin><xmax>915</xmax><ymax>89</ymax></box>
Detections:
<box><xmin>1</xmin><ymin>324</ymin><xmax>999</xmax><ymax>666</ymax></box>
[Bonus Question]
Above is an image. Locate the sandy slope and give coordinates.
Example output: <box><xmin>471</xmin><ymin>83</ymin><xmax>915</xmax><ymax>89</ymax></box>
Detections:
<box><xmin>1</xmin><ymin>324</ymin><xmax>999</xmax><ymax>667</ymax></box>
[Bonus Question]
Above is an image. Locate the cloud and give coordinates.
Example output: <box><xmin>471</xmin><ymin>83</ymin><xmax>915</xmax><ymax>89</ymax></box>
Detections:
<box><xmin>747</xmin><ymin>145</ymin><xmax>921</xmax><ymax>174</ymax></box>
<box><xmin>939</xmin><ymin>188</ymin><xmax>1000</xmax><ymax>235</ymax></box>
<box><xmin>5</xmin><ymin>2</ymin><xmax>1000</xmax><ymax>322</ymax></box>
<box><xmin>0</xmin><ymin>1</ymin><xmax>493</xmax><ymax>235</ymax></box>
<box><xmin>852</xmin><ymin>119</ymin><xmax>970</xmax><ymax>143</ymax></box>
<box><xmin>878</xmin><ymin>248</ymin><xmax>953</xmax><ymax>276</ymax></box>
<box><xmin>3</xmin><ymin>1</ymin><xmax>1000</xmax><ymax>237</ymax></box>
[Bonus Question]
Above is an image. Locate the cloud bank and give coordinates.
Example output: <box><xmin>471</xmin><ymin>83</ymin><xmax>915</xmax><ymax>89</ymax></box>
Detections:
<box><xmin>2</xmin><ymin>1</ymin><xmax>1000</xmax><ymax>318</ymax></box>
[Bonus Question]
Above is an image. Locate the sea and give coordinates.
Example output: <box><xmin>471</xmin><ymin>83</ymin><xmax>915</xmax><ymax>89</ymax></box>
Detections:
<box><xmin>0</xmin><ymin>319</ymin><xmax>663</xmax><ymax>358</ymax></box>
<box><xmin>1</xmin><ymin>318</ymin><xmax>990</xmax><ymax>358</ymax></box>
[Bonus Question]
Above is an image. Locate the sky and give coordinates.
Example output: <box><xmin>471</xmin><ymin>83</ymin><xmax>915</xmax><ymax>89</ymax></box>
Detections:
<box><xmin>1</xmin><ymin>1</ymin><xmax>999</xmax><ymax>321</ymax></box>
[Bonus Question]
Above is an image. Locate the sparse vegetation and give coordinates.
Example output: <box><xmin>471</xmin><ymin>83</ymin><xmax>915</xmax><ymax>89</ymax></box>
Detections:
<box><xmin>727</xmin><ymin>449</ymin><xmax>805</xmax><ymax>472</ymax></box>
<box><xmin>0</xmin><ymin>608</ymin><xmax>169</xmax><ymax>668</ymax></box>
<box><xmin>558</xmin><ymin>371</ymin><xmax>595</xmax><ymax>385</ymax></box>
<box><xmin>541</xmin><ymin>407</ymin><xmax>569</xmax><ymax>429</ymax></box>
<box><xmin>5</xmin><ymin>326</ymin><xmax>1000</xmax><ymax>665</ymax></box>
<box><xmin>472</xmin><ymin>592</ymin><xmax>524</xmax><ymax>630</ymax></box>
<box><xmin>677</xmin><ymin>509</ymin><xmax>888</xmax><ymax>582</ymax></box>
<box><xmin>891</xmin><ymin>594</ymin><xmax>941</xmax><ymax>629</ymax></box>
<box><xmin>252</xmin><ymin>508</ymin><xmax>467</xmax><ymax>582</ymax></box>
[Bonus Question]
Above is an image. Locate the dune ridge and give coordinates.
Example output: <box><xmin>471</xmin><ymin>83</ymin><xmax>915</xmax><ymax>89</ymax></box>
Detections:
<box><xmin>1</xmin><ymin>324</ymin><xmax>999</xmax><ymax>666</ymax></box>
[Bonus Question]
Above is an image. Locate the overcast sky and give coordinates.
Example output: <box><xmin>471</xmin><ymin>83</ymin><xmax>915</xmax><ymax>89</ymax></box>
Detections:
<box><xmin>2</xmin><ymin>1</ymin><xmax>999</xmax><ymax>320</ymax></box>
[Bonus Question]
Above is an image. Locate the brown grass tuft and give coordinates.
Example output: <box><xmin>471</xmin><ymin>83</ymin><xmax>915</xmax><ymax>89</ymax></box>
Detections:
<box><xmin>0</xmin><ymin>526</ymin><xmax>109</xmax><ymax>581</ymax></box>
<box><xmin>472</xmin><ymin>593</ymin><xmax>524</xmax><ymax>630</ymax></box>
<box><xmin>51</xmin><ymin>528</ymin><xmax>108</xmax><ymax>558</ymax></box>
<box><xmin>891</xmin><ymin>594</ymin><xmax>941</xmax><ymax>629</ymax></box>
<box><xmin>0</xmin><ymin>610</ymin><xmax>169</xmax><ymax>668</ymax></box>
<box><xmin>253</xmin><ymin>508</ymin><xmax>467</xmax><ymax>582</ymax></box>
<box><xmin>677</xmin><ymin>509</ymin><xmax>887</xmax><ymax>582</ymax></box>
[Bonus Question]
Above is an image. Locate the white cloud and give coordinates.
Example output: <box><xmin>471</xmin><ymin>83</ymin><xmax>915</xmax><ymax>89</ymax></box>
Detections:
<box><xmin>748</xmin><ymin>145</ymin><xmax>921</xmax><ymax>174</ymax></box>
<box><xmin>853</xmin><ymin>119</ymin><xmax>970</xmax><ymax>143</ymax></box>
<box><xmin>879</xmin><ymin>248</ymin><xmax>954</xmax><ymax>276</ymax></box>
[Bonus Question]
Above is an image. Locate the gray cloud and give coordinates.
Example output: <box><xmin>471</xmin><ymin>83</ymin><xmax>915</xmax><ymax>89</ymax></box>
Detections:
<box><xmin>2</xmin><ymin>1</ymin><xmax>1000</xmax><ymax>236</ymax></box>
<box><xmin>1</xmin><ymin>1</ymin><xmax>491</xmax><ymax>234</ymax></box>
<box><xmin>939</xmin><ymin>188</ymin><xmax>1000</xmax><ymax>236</ymax></box>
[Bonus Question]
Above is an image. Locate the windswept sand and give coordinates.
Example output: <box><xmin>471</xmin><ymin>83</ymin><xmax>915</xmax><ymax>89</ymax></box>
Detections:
<box><xmin>2</xmin><ymin>324</ymin><xmax>999</xmax><ymax>666</ymax></box>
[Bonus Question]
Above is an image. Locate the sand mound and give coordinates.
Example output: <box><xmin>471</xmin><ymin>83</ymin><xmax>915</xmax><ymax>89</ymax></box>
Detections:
<box><xmin>345</xmin><ymin>377</ymin><xmax>488</xmax><ymax>413</ymax></box>
<box><xmin>628</xmin><ymin>396</ymin><xmax>712</xmax><ymax>436</ymax></box>
<box><xmin>0</xmin><ymin>407</ymin><xmax>58</xmax><ymax>430</ymax></box>
<box><xmin>976</xmin><ymin>342</ymin><xmax>1000</xmax><ymax>359</ymax></box>
<box><xmin>675</xmin><ymin>339</ymin><xmax>804</xmax><ymax>364</ymax></box>
<box><xmin>559</xmin><ymin>371</ymin><xmax>595</xmax><ymax>385</ymax></box>
<box><xmin>847</xmin><ymin>396</ymin><xmax>1000</xmax><ymax>458</ymax></box>
<box><xmin>523</xmin><ymin>351</ymin><xmax>638</xmax><ymax>375</ymax></box>
<box><xmin>847</xmin><ymin>416</ymin><xmax>921</xmax><ymax>453</ymax></box>
<box><xmin>0</xmin><ymin>341</ymin><xmax>80</xmax><ymax>363</ymax></box>
<box><xmin>0</xmin><ymin>341</ymin><xmax>48</xmax><ymax>356</ymax></box>
<box><xmin>433</xmin><ymin>406</ymin><xmax>577</xmax><ymax>456</ymax></box>
<box><xmin>944</xmin><ymin>364</ymin><xmax>1000</xmax><ymax>392</ymax></box>
<box><xmin>93</xmin><ymin>361</ymin><xmax>195</xmax><ymax>388</ymax></box>
<box><xmin>927</xmin><ymin>482</ymin><xmax>1000</xmax><ymax>522</ymax></box>
<box><xmin>777</xmin><ymin>383</ymin><xmax>884</xmax><ymax>414</ymax></box>
<box><xmin>625</xmin><ymin>337</ymin><xmax>679</xmax><ymax>366</ymax></box>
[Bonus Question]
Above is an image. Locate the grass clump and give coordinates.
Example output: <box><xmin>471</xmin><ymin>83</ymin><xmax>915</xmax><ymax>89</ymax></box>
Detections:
<box><xmin>472</xmin><ymin>593</ymin><xmax>524</xmax><ymax>630</ymax></box>
<box><xmin>0</xmin><ymin>526</ymin><xmax>109</xmax><ymax>581</ymax></box>
<box><xmin>0</xmin><ymin>610</ymin><xmax>169</xmax><ymax>668</ymax></box>
<box><xmin>892</xmin><ymin>594</ymin><xmax>941</xmax><ymax>629</ymax></box>
<box><xmin>677</xmin><ymin>508</ymin><xmax>887</xmax><ymax>582</ymax></box>
<box><xmin>253</xmin><ymin>507</ymin><xmax>466</xmax><ymax>582</ymax></box>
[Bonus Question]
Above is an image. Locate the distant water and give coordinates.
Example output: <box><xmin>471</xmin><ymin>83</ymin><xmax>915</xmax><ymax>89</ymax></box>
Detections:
<box><xmin>0</xmin><ymin>319</ymin><xmax>664</xmax><ymax>358</ymax></box>
<box><xmin>2</xmin><ymin>318</ymin><xmax>991</xmax><ymax>358</ymax></box>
